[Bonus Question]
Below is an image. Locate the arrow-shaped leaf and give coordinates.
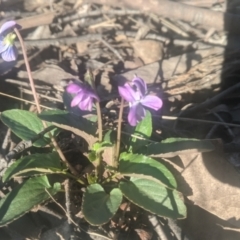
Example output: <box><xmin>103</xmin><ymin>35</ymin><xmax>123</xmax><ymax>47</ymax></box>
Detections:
<box><xmin>1</xmin><ymin>110</ymin><xmax>49</xmax><ymax>147</ymax></box>
<box><xmin>3</xmin><ymin>152</ymin><xmax>64</xmax><ymax>182</ymax></box>
<box><xmin>119</xmin><ymin>152</ymin><xmax>177</xmax><ymax>189</ymax></box>
<box><xmin>39</xmin><ymin>110</ymin><xmax>98</xmax><ymax>147</ymax></box>
<box><xmin>119</xmin><ymin>178</ymin><xmax>186</xmax><ymax>219</ymax></box>
<box><xmin>0</xmin><ymin>175</ymin><xmax>61</xmax><ymax>226</ymax></box>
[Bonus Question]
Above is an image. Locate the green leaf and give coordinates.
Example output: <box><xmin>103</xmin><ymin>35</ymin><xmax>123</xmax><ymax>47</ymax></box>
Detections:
<box><xmin>92</xmin><ymin>141</ymin><xmax>112</xmax><ymax>155</ymax></box>
<box><xmin>88</xmin><ymin>151</ymin><xmax>97</xmax><ymax>162</ymax></box>
<box><xmin>135</xmin><ymin>110</ymin><xmax>152</xmax><ymax>137</ymax></box>
<box><xmin>3</xmin><ymin>152</ymin><xmax>64</xmax><ymax>182</ymax></box>
<box><xmin>103</xmin><ymin>130</ymin><xmax>114</xmax><ymax>144</ymax></box>
<box><xmin>89</xmin><ymin>141</ymin><xmax>113</xmax><ymax>163</ymax></box>
<box><xmin>38</xmin><ymin>110</ymin><xmax>98</xmax><ymax>147</ymax></box>
<box><xmin>131</xmin><ymin>110</ymin><xmax>152</xmax><ymax>152</ymax></box>
<box><xmin>92</xmin><ymin>142</ymin><xmax>102</xmax><ymax>151</ymax></box>
<box><xmin>119</xmin><ymin>178</ymin><xmax>186</xmax><ymax>219</ymax></box>
<box><xmin>119</xmin><ymin>152</ymin><xmax>177</xmax><ymax>189</ymax></box>
<box><xmin>0</xmin><ymin>175</ymin><xmax>61</xmax><ymax>226</ymax></box>
<box><xmin>87</xmin><ymin>174</ymin><xmax>97</xmax><ymax>184</ymax></box>
<box><xmin>82</xmin><ymin>184</ymin><xmax>122</xmax><ymax>225</ymax></box>
<box><xmin>1</xmin><ymin>110</ymin><xmax>49</xmax><ymax>147</ymax></box>
<box><xmin>92</xmin><ymin>141</ymin><xmax>112</xmax><ymax>152</ymax></box>
<box><xmin>146</xmin><ymin>138</ymin><xmax>215</xmax><ymax>158</ymax></box>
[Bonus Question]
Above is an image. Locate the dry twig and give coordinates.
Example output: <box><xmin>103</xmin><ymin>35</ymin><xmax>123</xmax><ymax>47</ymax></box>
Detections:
<box><xmin>179</xmin><ymin>81</ymin><xmax>240</xmax><ymax>117</ymax></box>
<box><xmin>85</xmin><ymin>0</ymin><xmax>240</xmax><ymax>33</ymax></box>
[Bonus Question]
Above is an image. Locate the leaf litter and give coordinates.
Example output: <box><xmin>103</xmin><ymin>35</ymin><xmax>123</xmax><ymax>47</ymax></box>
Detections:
<box><xmin>0</xmin><ymin>0</ymin><xmax>240</xmax><ymax>239</ymax></box>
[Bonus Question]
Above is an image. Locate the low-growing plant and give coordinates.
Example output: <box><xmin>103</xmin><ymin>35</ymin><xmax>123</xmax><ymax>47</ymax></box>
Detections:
<box><xmin>0</xmin><ymin>21</ymin><xmax>215</xmax><ymax>227</ymax></box>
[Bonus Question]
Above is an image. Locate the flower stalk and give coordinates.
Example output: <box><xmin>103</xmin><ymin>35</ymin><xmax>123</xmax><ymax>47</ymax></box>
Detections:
<box><xmin>14</xmin><ymin>28</ymin><xmax>40</xmax><ymax>112</ymax></box>
<box><xmin>14</xmin><ymin>27</ymin><xmax>79</xmax><ymax>177</ymax></box>
<box><xmin>66</xmin><ymin>70</ymin><xmax>103</xmax><ymax>177</ymax></box>
<box><xmin>114</xmin><ymin>97</ymin><xmax>124</xmax><ymax>167</ymax></box>
<box><xmin>95</xmin><ymin>101</ymin><xmax>103</xmax><ymax>142</ymax></box>
<box><xmin>86</xmin><ymin>69</ymin><xmax>103</xmax><ymax>142</ymax></box>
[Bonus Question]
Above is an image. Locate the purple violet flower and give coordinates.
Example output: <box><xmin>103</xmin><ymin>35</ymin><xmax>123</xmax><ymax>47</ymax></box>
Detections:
<box><xmin>66</xmin><ymin>82</ymin><xmax>99</xmax><ymax>111</ymax></box>
<box><xmin>0</xmin><ymin>21</ymin><xmax>21</xmax><ymax>62</ymax></box>
<box><xmin>132</xmin><ymin>76</ymin><xmax>147</xmax><ymax>95</ymax></box>
<box><xmin>118</xmin><ymin>77</ymin><xmax>163</xmax><ymax>126</ymax></box>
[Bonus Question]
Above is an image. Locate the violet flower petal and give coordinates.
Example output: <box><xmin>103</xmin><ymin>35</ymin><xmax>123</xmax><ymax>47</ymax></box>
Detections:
<box><xmin>140</xmin><ymin>95</ymin><xmax>163</xmax><ymax>111</ymax></box>
<box><xmin>128</xmin><ymin>103</ymin><xmax>146</xmax><ymax>126</ymax></box>
<box><xmin>79</xmin><ymin>97</ymin><xmax>93</xmax><ymax>111</ymax></box>
<box><xmin>87</xmin><ymin>91</ymin><xmax>100</xmax><ymax>102</ymax></box>
<box><xmin>66</xmin><ymin>81</ymin><xmax>99</xmax><ymax>111</ymax></box>
<box><xmin>66</xmin><ymin>83</ymin><xmax>82</xmax><ymax>94</ymax></box>
<box><xmin>0</xmin><ymin>40</ymin><xmax>9</xmax><ymax>54</ymax></box>
<box><xmin>132</xmin><ymin>77</ymin><xmax>147</xmax><ymax>96</ymax></box>
<box><xmin>80</xmin><ymin>87</ymin><xmax>99</xmax><ymax>100</ymax></box>
<box><xmin>118</xmin><ymin>83</ymin><xmax>138</xmax><ymax>102</ymax></box>
<box><xmin>71</xmin><ymin>93</ymin><xmax>84</xmax><ymax>107</ymax></box>
<box><xmin>0</xmin><ymin>21</ymin><xmax>21</xmax><ymax>36</ymax></box>
<box><xmin>1</xmin><ymin>45</ymin><xmax>18</xmax><ymax>62</ymax></box>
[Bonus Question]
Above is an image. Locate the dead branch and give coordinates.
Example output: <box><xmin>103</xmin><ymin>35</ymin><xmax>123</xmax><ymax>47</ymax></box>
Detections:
<box><xmin>16</xmin><ymin>12</ymin><xmax>55</xmax><ymax>30</ymax></box>
<box><xmin>85</xmin><ymin>0</ymin><xmax>240</xmax><ymax>33</ymax></box>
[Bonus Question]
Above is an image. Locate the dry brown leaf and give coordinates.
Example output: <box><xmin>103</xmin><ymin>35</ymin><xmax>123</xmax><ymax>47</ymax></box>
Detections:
<box><xmin>135</xmin><ymin>229</ymin><xmax>153</xmax><ymax>240</ymax></box>
<box><xmin>182</xmin><ymin>204</ymin><xmax>240</xmax><ymax>240</ymax></box>
<box><xmin>131</xmin><ymin>40</ymin><xmax>164</xmax><ymax>65</ymax></box>
<box><xmin>18</xmin><ymin>64</ymin><xmax>77</xmax><ymax>86</ymax></box>
<box><xmin>102</xmin><ymin>146</ymin><xmax>115</xmax><ymax>166</ymax></box>
<box><xmin>124</xmin><ymin>58</ymin><xmax>144</xmax><ymax>70</ymax></box>
<box><xmin>115</xmin><ymin>34</ymin><xmax>128</xmax><ymax>42</ymax></box>
<box><xmin>17</xmin><ymin>12</ymin><xmax>54</xmax><ymax>29</ymax></box>
<box><xmin>58</xmin><ymin>24</ymin><xmax>77</xmax><ymax>38</ymax></box>
<box><xmin>76</xmin><ymin>41</ymin><xmax>90</xmax><ymax>55</ymax></box>
<box><xmin>116</xmin><ymin>47</ymin><xmax>223</xmax><ymax>85</ymax></box>
<box><xmin>119</xmin><ymin>202</ymin><xmax>130</xmax><ymax>211</ymax></box>
<box><xmin>180</xmin><ymin>0</ymin><xmax>222</xmax><ymax>8</ymax></box>
<box><xmin>167</xmin><ymin>141</ymin><xmax>240</xmax><ymax>228</ymax></box>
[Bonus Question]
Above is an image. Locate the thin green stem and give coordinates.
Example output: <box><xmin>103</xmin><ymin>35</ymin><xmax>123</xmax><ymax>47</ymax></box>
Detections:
<box><xmin>60</xmin><ymin>171</ymin><xmax>86</xmax><ymax>185</ymax></box>
<box><xmin>14</xmin><ymin>28</ymin><xmax>79</xmax><ymax>176</ymax></box>
<box><xmin>114</xmin><ymin>97</ymin><xmax>124</xmax><ymax>167</ymax></box>
<box><xmin>87</xmin><ymin>70</ymin><xmax>103</xmax><ymax>177</ymax></box>
<box><xmin>95</xmin><ymin>101</ymin><xmax>103</xmax><ymax>142</ymax></box>
<box><xmin>101</xmin><ymin>173</ymin><xmax>120</xmax><ymax>184</ymax></box>
<box><xmin>95</xmin><ymin>152</ymin><xmax>102</xmax><ymax>179</ymax></box>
